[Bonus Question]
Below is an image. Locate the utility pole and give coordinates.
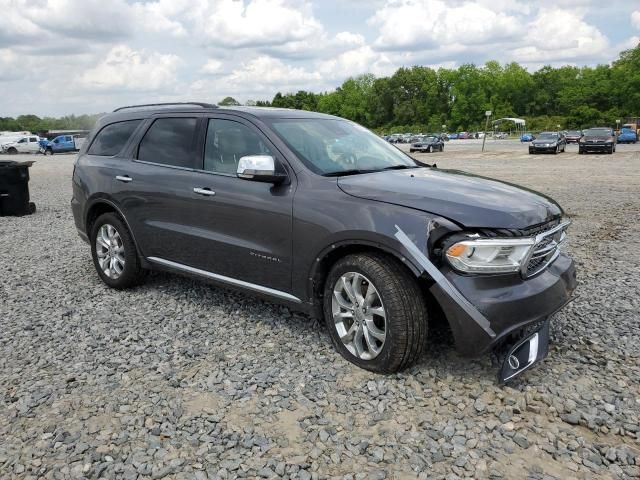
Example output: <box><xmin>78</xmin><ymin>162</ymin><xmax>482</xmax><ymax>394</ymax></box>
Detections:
<box><xmin>482</xmin><ymin>111</ymin><xmax>491</xmax><ymax>152</ymax></box>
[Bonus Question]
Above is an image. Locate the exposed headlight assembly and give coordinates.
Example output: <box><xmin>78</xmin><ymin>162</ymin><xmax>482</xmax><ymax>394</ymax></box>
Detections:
<box><xmin>446</xmin><ymin>237</ymin><xmax>535</xmax><ymax>274</ymax></box>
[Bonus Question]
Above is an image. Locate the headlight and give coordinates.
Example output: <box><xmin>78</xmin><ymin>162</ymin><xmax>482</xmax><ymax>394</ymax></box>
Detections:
<box><xmin>446</xmin><ymin>238</ymin><xmax>535</xmax><ymax>274</ymax></box>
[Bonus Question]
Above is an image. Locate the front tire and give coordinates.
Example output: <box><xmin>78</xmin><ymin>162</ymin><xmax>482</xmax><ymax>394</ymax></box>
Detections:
<box><xmin>7</xmin><ymin>147</ymin><xmax>17</xmax><ymax>154</ymax></box>
<box><xmin>90</xmin><ymin>212</ymin><xmax>144</xmax><ymax>289</ymax></box>
<box><xmin>44</xmin><ymin>148</ymin><xmax>53</xmax><ymax>156</ymax></box>
<box><xmin>323</xmin><ymin>253</ymin><xmax>428</xmax><ymax>373</ymax></box>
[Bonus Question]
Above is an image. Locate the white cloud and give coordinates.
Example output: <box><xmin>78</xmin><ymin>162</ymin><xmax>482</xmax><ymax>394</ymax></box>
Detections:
<box><xmin>319</xmin><ymin>46</ymin><xmax>394</xmax><ymax>78</ymax></box>
<box><xmin>369</xmin><ymin>0</ymin><xmax>522</xmax><ymax>51</ymax></box>
<box><xmin>137</xmin><ymin>0</ymin><xmax>324</xmax><ymax>49</ymax></box>
<box><xmin>192</xmin><ymin>55</ymin><xmax>322</xmax><ymax>97</ymax></box>
<box><xmin>511</xmin><ymin>9</ymin><xmax>609</xmax><ymax>63</ymax></box>
<box><xmin>78</xmin><ymin>45</ymin><xmax>180</xmax><ymax>91</ymax></box>
<box><xmin>632</xmin><ymin>11</ymin><xmax>640</xmax><ymax>30</ymax></box>
<box><xmin>23</xmin><ymin>0</ymin><xmax>133</xmax><ymax>41</ymax></box>
<box><xmin>201</xmin><ymin>59</ymin><xmax>224</xmax><ymax>75</ymax></box>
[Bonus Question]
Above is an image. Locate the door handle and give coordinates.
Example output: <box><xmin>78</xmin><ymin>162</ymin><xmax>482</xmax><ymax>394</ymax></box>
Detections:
<box><xmin>193</xmin><ymin>187</ymin><xmax>216</xmax><ymax>196</ymax></box>
<box><xmin>115</xmin><ymin>175</ymin><xmax>132</xmax><ymax>183</ymax></box>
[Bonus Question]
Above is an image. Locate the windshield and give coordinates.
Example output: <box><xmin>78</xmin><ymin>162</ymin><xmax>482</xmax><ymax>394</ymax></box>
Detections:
<box><xmin>267</xmin><ymin>119</ymin><xmax>417</xmax><ymax>175</ymax></box>
<box><xmin>567</xmin><ymin>131</ymin><xmax>581</xmax><ymax>135</ymax></box>
<box><xmin>537</xmin><ymin>132</ymin><xmax>558</xmax><ymax>139</ymax></box>
<box><xmin>584</xmin><ymin>128</ymin><xmax>612</xmax><ymax>136</ymax></box>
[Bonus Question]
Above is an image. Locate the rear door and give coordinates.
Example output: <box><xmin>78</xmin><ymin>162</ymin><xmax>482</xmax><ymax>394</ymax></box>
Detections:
<box><xmin>111</xmin><ymin>115</ymin><xmax>204</xmax><ymax>263</ymax></box>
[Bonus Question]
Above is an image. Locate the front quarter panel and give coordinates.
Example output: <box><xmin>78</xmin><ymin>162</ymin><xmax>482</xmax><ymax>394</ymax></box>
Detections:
<box><xmin>291</xmin><ymin>171</ymin><xmax>444</xmax><ymax>303</ymax></box>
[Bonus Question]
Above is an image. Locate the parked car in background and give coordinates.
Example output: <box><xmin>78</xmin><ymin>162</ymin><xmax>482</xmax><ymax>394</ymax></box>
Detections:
<box><xmin>409</xmin><ymin>135</ymin><xmax>444</xmax><ymax>153</ymax></box>
<box><xmin>1</xmin><ymin>135</ymin><xmax>41</xmax><ymax>154</ymax></box>
<box><xmin>529</xmin><ymin>132</ymin><xmax>566</xmax><ymax>154</ymax></box>
<box><xmin>457</xmin><ymin>132</ymin><xmax>470</xmax><ymax>139</ymax></box>
<box><xmin>520</xmin><ymin>133</ymin><xmax>535</xmax><ymax>142</ymax></box>
<box><xmin>440</xmin><ymin>133</ymin><xmax>449</xmax><ymax>142</ymax></box>
<box><xmin>579</xmin><ymin>127</ymin><xmax>616</xmax><ymax>154</ymax></box>
<box><xmin>41</xmin><ymin>135</ymin><xmax>86</xmax><ymax>155</ymax></box>
<box><xmin>387</xmin><ymin>134</ymin><xmax>403</xmax><ymax>144</ymax></box>
<box><xmin>448</xmin><ymin>133</ymin><xmax>459</xmax><ymax>140</ymax></box>
<box><xmin>72</xmin><ymin>102</ymin><xmax>576</xmax><ymax>381</ymax></box>
<box><xmin>617</xmin><ymin>127</ymin><xmax>637</xmax><ymax>144</ymax></box>
<box><xmin>493</xmin><ymin>132</ymin><xmax>508</xmax><ymax>139</ymax></box>
<box><xmin>564</xmin><ymin>130</ymin><xmax>582</xmax><ymax>144</ymax></box>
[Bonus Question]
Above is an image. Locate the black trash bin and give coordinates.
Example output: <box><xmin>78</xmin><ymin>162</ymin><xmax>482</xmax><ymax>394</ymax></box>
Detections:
<box><xmin>0</xmin><ymin>160</ymin><xmax>36</xmax><ymax>216</ymax></box>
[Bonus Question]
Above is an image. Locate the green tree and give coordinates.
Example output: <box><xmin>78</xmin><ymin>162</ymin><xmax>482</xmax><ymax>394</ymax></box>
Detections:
<box><xmin>219</xmin><ymin>96</ymin><xmax>240</xmax><ymax>106</ymax></box>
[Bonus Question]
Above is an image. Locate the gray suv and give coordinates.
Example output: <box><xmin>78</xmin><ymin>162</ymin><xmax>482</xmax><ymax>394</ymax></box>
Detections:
<box><xmin>72</xmin><ymin>103</ymin><xmax>576</xmax><ymax>382</ymax></box>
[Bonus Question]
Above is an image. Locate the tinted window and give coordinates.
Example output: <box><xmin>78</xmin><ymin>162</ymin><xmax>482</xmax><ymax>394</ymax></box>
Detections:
<box><xmin>203</xmin><ymin>119</ymin><xmax>272</xmax><ymax>175</ymax></box>
<box><xmin>138</xmin><ymin>118</ymin><xmax>198</xmax><ymax>168</ymax></box>
<box><xmin>268</xmin><ymin>118</ymin><xmax>415</xmax><ymax>175</ymax></box>
<box><xmin>88</xmin><ymin>120</ymin><xmax>141</xmax><ymax>156</ymax></box>
<box><xmin>29</xmin><ymin>137</ymin><xmax>38</xmax><ymax>142</ymax></box>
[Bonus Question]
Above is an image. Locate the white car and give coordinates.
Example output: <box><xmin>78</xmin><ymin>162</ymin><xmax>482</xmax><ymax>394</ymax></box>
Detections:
<box><xmin>1</xmin><ymin>135</ymin><xmax>41</xmax><ymax>154</ymax></box>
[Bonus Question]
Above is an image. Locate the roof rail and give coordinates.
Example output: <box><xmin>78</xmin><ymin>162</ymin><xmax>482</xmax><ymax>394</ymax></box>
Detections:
<box><xmin>113</xmin><ymin>102</ymin><xmax>217</xmax><ymax>112</ymax></box>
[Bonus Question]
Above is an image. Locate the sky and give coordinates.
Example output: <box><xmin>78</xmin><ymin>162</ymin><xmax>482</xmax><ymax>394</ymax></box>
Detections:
<box><xmin>1</xmin><ymin>0</ymin><xmax>639</xmax><ymax>117</ymax></box>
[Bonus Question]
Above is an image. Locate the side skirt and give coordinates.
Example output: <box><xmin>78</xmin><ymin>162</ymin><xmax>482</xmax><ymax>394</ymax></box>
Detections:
<box><xmin>147</xmin><ymin>256</ymin><xmax>302</xmax><ymax>304</ymax></box>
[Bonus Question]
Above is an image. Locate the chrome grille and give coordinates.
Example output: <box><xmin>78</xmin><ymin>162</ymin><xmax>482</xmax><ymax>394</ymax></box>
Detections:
<box><xmin>521</xmin><ymin>221</ymin><xmax>569</xmax><ymax>277</ymax></box>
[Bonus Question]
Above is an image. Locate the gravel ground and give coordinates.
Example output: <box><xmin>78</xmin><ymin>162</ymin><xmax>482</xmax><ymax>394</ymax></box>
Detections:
<box><xmin>1</xmin><ymin>144</ymin><xmax>639</xmax><ymax>480</ymax></box>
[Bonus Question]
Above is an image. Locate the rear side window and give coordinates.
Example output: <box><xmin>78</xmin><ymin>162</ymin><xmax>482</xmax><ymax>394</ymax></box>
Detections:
<box><xmin>137</xmin><ymin>118</ymin><xmax>198</xmax><ymax>168</ymax></box>
<box><xmin>88</xmin><ymin>120</ymin><xmax>141</xmax><ymax>156</ymax></box>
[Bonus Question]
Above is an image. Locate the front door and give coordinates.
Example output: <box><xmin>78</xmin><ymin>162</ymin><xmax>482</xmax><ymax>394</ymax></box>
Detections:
<box><xmin>176</xmin><ymin>115</ymin><xmax>294</xmax><ymax>293</ymax></box>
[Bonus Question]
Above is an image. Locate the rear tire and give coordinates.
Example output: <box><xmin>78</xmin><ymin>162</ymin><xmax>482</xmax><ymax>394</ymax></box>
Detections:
<box><xmin>90</xmin><ymin>212</ymin><xmax>145</xmax><ymax>289</ymax></box>
<box><xmin>323</xmin><ymin>253</ymin><xmax>428</xmax><ymax>373</ymax></box>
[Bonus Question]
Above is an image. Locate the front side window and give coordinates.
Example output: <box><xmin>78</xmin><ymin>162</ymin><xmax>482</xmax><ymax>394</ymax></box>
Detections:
<box><xmin>137</xmin><ymin>118</ymin><xmax>198</xmax><ymax>168</ymax></box>
<box><xmin>203</xmin><ymin>119</ymin><xmax>272</xmax><ymax>175</ymax></box>
<box><xmin>266</xmin><ymin>118</ymin><xmax>416</xmax><ymax>176</ymax></box>
<box><xmin>29</xmin><ymin>137</ymin><xmax>38</xmax><ymax>142</ymax></box>
<box><xmin>88</xmin><ymin>120</ymin><xmax>141</xmax><ymax>156</ymax></box>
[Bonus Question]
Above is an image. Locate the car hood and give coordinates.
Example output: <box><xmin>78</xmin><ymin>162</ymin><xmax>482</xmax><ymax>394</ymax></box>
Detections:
<box><xmin>337</xmin><ymin>168</ymin><xmax>562</xmax><ymax>229</ymax></box>
<box><xmin>532</xmin><ymin>139</ymin><xmax>557</xmax><ymax>144</ymax></box>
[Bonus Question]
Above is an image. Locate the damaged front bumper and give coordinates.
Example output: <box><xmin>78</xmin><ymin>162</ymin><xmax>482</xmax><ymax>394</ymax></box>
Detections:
<box><xmin>395</xmin><ymin>226</ymin><xmax>577</xmax><ymax>382</ymax></box>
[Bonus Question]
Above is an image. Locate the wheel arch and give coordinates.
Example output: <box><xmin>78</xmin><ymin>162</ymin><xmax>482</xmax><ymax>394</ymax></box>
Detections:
<box><xmin>85</xmin><ymin>198</ymin><xmax>145</xmax><ymax>264</ymax></box>
<box><xmin>307</xmin><ymin>240</ymin><xmax>431</xmax><ymax>314</ymax></box>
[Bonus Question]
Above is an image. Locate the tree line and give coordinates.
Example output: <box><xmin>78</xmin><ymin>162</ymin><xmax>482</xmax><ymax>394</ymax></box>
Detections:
<box><xmin>0</xmin><ymin>114</ymin><xmax>101</xmax><ymax>134</ymax></box>
<box><xmin>263</xmin><ymin>42</ymin><xmax>640</xmax><ymax>133</ymax></box>
<box><xmin>2</xmin><ymin>43</ymin><xmax>638</xmax><ymax>134</ymax></box>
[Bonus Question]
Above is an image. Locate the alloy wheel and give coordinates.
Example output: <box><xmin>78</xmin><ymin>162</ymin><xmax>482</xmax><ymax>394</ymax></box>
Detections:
<box><xmin>332</xmin><ymin>272</ymin><xmax>386</xmax><ymax>360</ymax></box>
<box><xmin>95</xmin><ymin>224</ymin><xmax>125</xmax><ymax>279</ymax></box>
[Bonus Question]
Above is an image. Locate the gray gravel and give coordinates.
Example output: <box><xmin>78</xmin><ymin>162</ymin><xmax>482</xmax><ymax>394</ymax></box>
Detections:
<box><xmin>1</xmin><ymin>146</ymin><xmax>639</xmax><ymax>480</ymax></box>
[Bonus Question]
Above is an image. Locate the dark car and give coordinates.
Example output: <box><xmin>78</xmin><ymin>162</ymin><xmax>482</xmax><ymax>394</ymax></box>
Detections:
<box><xmin>564</xmin><ymin>130</ymin><xmax>582</xmax><ymax>144</ymax></box>
<box><xmin>409</xmin><ymin>135</ymin><xmax>444</xmax><ymax>153</ymax></box>
<box><xmin>528</xmin><ymin>131</ymin><xmax>566</xmax><ymax>154</ymax></box>
<box><xmin>71</xmin><ymin>103</ymin><xmax>576</xmax><ymax>382</ymax></box>
<box><xmin>579</xmin><ymin>127</ymin><xmax>616</xmax><ymax>154</ymax></box>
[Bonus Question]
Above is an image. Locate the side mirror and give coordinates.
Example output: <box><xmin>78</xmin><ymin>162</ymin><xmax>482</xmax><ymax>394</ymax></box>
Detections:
<box><xmin>237</xmin><ymin>155</ymin><xmax>287</xmax><ymax>183</ymax></box>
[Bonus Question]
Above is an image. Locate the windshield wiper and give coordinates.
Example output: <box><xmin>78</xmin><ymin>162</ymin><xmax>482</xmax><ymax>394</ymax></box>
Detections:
<box><xmin>323</xmin><ymin>169</ymin><xmax>375</xmax><ymax>177</ymax></box>
<box><xmin>381</xmin><ymin>165</ymin><xmax>420</xmax><ymax>171</ymax></box>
